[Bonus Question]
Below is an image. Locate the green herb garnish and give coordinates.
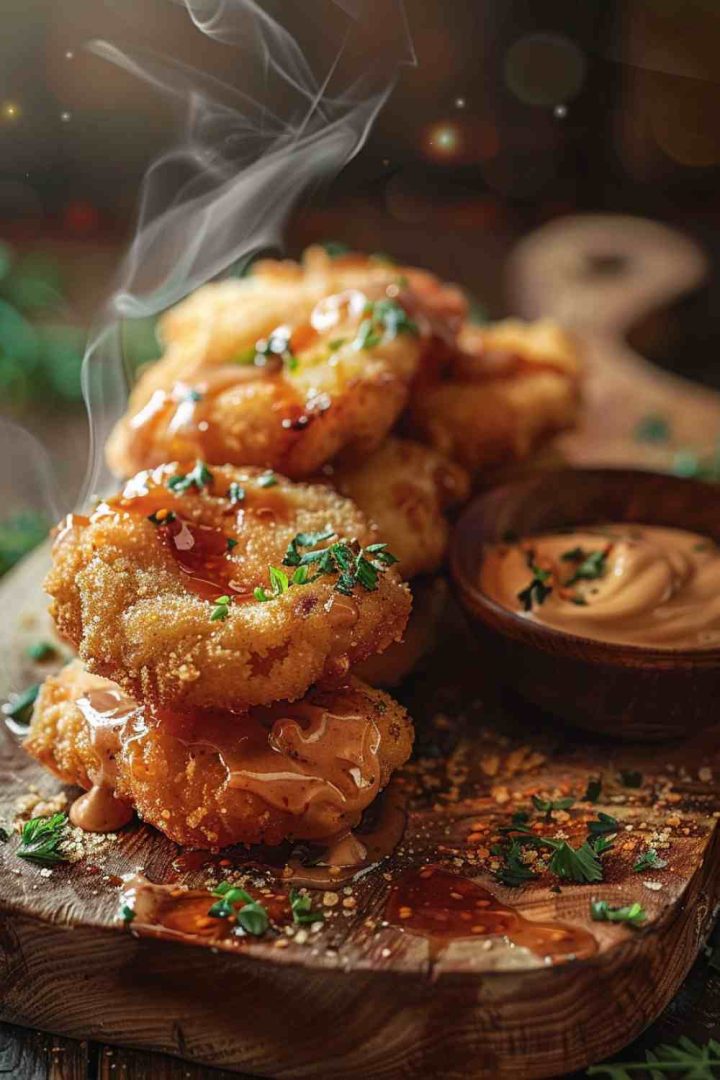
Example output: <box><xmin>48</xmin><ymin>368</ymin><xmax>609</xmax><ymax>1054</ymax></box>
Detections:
<box><xmin>27</xmin><ymin>641</ymin><xmax>57</xmax><ymax>662</ymax></box>
<box><xmin>634</xmin><ymin>413</ymin><xmax>670</xmax><ymax>444</ymax></box>
<box><xmin>167</xmin><ymin>460</ymin><xmax>213</xmax><ymax>494</ymax></box>
<box><xmin>352</xmin><ymin>298</ymin><xmax>418</xmax><ymax>351</ymax></box>
<box><xmin>517</xmin><ymin>564</ymin><xmax>552</xmax><ymax>611</ymax></box>
<box><xmin>531</xmin><ymin>795</ymin><xmax>575</xmax><ymax>822</ymax></box>
<box><xmin>257</xmin><ymin>471</ymin><xmax>278</xmax><ymax>489</ymax></box>
<box><xmin>254</xmin><ymin>566</ymin><xmax>290</xmax><ymax>603</ymax></box>
<box><xmin>290</xmin><ymin>888</ymin><xmax>324</xmax><ymax>926</ymax></box>
<box><xmin>227</xmin><ymin>482</ymin><xmax>245</xmax><ymax>504</ymax></box>
<box><xmin>587</xmin><ymin>812</ymin><xmax>620</xmax><ymax>838</ymax></box>
<box><xmin>185</xmin><ymin>388</ymin><xmax>203</xmax><ymax>402</ymax></box>
<box><xmin>120</xmin><ymin>903</ymin><xmax>136</xmax><ymax>924</ymax></box>
<box><xmin>252</xmin><ymin>327</ymin><xmax>297</xmax><ymax>372</ymax></box>
<box><xmin>207</xmin><ymin>882</ymin><xmax>269</xmax><ymax>937</ymax></box>
<box><xmin>583</xmin><ymin>778</ymin><xmax>602</xmax><ymax>803</ymax></box>
<box><xmin>547</xmin><ymin>840</ymin><xmax>603</xmax><ymax>884</ymax></box>
<box><xmin>633</xmin><ymin>849</ymin><xmax>668</xmax><ymax>873</ymax></box>
<box><xmin>282</xmin><ymin>533</ymin><xmax>398</xmax><ymax>597</ymax></box>
<box><xmin>562</xmin><ymin>547</ymin><xmax>609</xmax><ymax>587</ymax></box>
<box><xmin>587</xmin><ymin>1036</ymin><xmax>720</xmax><ymax>1078</ymax></box>
<box><xmin>494</xmin><ymin>840</ymin><xmax>539</xmax><ymax>888</ymax></box>
<box><xmin>321</xmin><ymin>240</ymin><xmax>350</xmax><ymax>257</ymax></box>
<box><xmin>590</xmin><ymin>899</ymin><xmax>647</xmax><ymax>928</ymax></box>
<box><xmin>16</xmin><ymin>811</ymin><xmax>70</xmax><ymax>865</ymax></box>
<box><xmin>226</xmin><ymin>538</ymin><xmax>238</xmax><ymax>551</ymax></box>
<box><xmin>210</xmin><ymin>595</ymin><xmax>231</xmax><ymax>621</ymax></box>
<box><xmin>3</xmin><ymin>683</ymin><xmax>40</xmax><ymax>726</ymax></box>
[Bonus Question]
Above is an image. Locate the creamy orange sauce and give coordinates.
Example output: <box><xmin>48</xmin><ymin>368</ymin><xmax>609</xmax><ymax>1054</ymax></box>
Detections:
<box><xmin>481</xmin><ymin>525</ymin><xmax>720</xmax><ymax>649</ymax></box>
<box><xmin>69</xmin><ymin>679</ymin><xmax>386</xmax><ymax>842</ymax></box>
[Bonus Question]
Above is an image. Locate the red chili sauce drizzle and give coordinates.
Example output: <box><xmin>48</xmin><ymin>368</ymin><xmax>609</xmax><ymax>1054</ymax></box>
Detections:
<box><xmin>93</xmin><ymin>471</ymin><xmax>290</xmax><ymax>602</ymax></box>
<box><xmin>386</xmin><ymin>866</ymin><xmax>598</xmax><ymax>964</ymax></box>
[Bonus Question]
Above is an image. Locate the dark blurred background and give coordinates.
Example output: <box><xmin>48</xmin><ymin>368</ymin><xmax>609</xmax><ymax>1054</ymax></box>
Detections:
<box><xmin>1</xmin><ymin>0</ymin><xmax>720</xmax><ymax>557</ymax></box>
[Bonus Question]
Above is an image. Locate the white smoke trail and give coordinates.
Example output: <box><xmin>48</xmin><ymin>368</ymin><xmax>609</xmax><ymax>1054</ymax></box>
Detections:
<box><xmin>80</xmin><ymin>0</ymin><xmax>414</xmax><ymax>502</ymax></box>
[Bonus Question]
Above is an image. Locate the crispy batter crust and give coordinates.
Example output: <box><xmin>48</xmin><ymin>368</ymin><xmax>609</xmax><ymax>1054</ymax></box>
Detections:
<box><xmin>106</xmin><ymin>248</ymin><xmax>466</xmax><ymax>480</ymax></box>
<box><xmin>330</xmin><ymin>438</ymin><xmax>470</xmax><ymax>579</ymax></box>
<box><xmin>25</xmin><ymin>662</ymin><xmax>414</xmax><ymax>848</ymax></box>
<box><xmin>408</xmin><ymin>319</ymin><xmax>581</xmax><ymax>471</ymax></box>
<box><xmin>45</xmin><ymin>464</ymin><xmax>411</xmax><ymax>710</ymax></box>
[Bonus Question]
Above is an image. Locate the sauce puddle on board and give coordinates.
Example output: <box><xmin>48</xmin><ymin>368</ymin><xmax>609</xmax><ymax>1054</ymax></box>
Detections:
<box><xmin>386</xmin><ymin>866</ymin><xmax>597</xmax><ymax>965</ymax></box>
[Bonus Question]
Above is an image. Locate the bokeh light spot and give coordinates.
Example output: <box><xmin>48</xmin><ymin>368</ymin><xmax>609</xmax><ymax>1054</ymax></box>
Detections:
<box><xmin>424</xmin><ymin>121</ymin><xmax>462</xmax><ymax>161</ymax></box>
<box><xmin>505</xmin><ymin>34</ymin><xmax>585</xmax><ymax>106</ymax></box>
<box><xmin>2</xmin><ymin>102</ymin><xmax>20</xmax><ymax>122</ymax></box>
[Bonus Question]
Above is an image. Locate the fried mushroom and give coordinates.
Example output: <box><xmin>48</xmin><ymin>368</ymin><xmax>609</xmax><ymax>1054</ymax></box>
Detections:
<box><xmin>25</xmin><ymin>661</ymin><xmax>414</xmax><ymax>848</ymax></box>
<box><xmin>45</xmin><ymin>463</ymin><xmax>411</xmax><ymax>711</ymax></box>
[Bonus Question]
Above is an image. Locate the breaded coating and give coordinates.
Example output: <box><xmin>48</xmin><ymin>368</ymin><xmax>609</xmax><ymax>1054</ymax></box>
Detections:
<box><xmin>408</xmin><ymin>319</ymin><xmax>581</xmax><ymax>472</ymax></box>
<box><xmin>45</xmin><ymin>463</ymin><xmax>411</xmax><ymax>711</ymax></box>
<box><xmin>354</xmin><ymin>577</ymin><xmax>448</xmax><ymax>687</ymax></box>
<box><xmin>106</xmin><ymin>247</ymin><xmax>466</xmax><ymax>480</ymax></box>
<box><xmin>25</xmin><ymin>662</ymin><xmax>414</xmax><ymax>848</ymax></box>
<box><xmin>329</xmin><ymin>438</ymin><xmax>470</xmax><ymax>579</ymax></box>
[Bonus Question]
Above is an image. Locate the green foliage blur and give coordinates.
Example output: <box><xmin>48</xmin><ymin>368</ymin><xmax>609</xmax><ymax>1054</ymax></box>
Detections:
<box><xmin>0</xmin><ymin>241</ymin><xmax>162</xmax><ymax>576</ymax></box>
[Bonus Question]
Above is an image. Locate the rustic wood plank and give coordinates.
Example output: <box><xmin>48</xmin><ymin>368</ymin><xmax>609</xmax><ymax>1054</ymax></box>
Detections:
<box><xmin>0</xmin><ymin>1021</ymin><xmax>90</xmax><ymax>1079</ymax></box>
<box><xmin>2</xmin><ymin>216</ymin><xmax>719</xmax><ymax>1079</ymax></box>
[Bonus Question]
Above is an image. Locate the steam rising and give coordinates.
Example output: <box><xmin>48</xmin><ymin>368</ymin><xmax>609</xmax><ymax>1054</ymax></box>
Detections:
<box><xmin>81</xmin><ymin>0</ymin><xmax>414</xmax><ymax>502</ymax></box>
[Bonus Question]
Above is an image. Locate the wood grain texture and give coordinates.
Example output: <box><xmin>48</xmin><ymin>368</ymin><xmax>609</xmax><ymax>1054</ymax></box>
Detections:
<box><xmin>1</xmin><ymin>215</ymin><xmax>720</xmax><ymax>1079</ymax></box>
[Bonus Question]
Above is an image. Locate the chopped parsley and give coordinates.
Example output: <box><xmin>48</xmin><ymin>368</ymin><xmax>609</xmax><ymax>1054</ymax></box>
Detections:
<box><xmin>120</xmin><ymin>903</ymin><xmax>136</xmax><ymax>924</ymax></box>
<box><xmin>27</xmin><ymin>641</ymin><xmax>57</xmax><ymax>662</ymax></box>
<box><xmin>227</xmin><ymin>482</ymin><xmax>245</xmax><ymax>504</ymax></box>
<box><xmin>517</xmin><ymin>564</ymin><xmax>552</xmax><ymax>611</ymax></box>
<box><xmin>257</xmin><ymin>471</ymin><xmax>278</xmax><ymax>488</ymax></box>
<box><xmin>583</xmin><ymin>777</ymin><xmax>602</xmax><ymax>803</ymax></box>
<box><xmin>494</xmin><ymin>840</ymin><xmax>539</xmax><ymax>888</ymax></box>
<box><xmin>290</xmin><ymin>888</ymin><xmax>324</xmax><ymax>926</ymax></box>
<box><xmin>16</xmin><ymin>812</ymin><xmax>70</xmax><ymax>865</ymax></box>
<box><xmin>226</xmin><ymin>538</ymin><xmax>238</xmax><ymax>551</ymax></box>
<box><xmin>210</xmin><ymin>595</ymin><xmax>231</xmax><ymax>621</ymax></box>
<box><xmin>633</xmin><ymin>848</ymin><xmax>668</xmax><ymax>873</ymax></box>
<box><xmin>254</xmin><ymin>566</ymin><xmax>290</xmax><ymax>603</ymax></box>
<box><xmin>321</xmin><ymin>240</ymin><xmax>350</xmax><ymax>257</ymax></box>
<box><xmin>562</xmin><ymin>547</ymin><xmax>609</xmax><ymax>587</ymax></box>
<box><xmin>634</xmin><ymin>413</ymin><xmax>670</xmax><ymax>444</ymax></box>
<box><xmin>548</xmin><ymin>840</ymin><xmax>603</xmax><ymax>884</ymax></box>
<box><xmin>207</xmin><ymin>882</ymin><xmax>269</xmax><ymax>937</ymax></box>
<box><xmin>590</xmin><ymin>899</ymin><xmax>647</xmax><ymax>928</ymax></box>
<box><xmin>352</xmin><ymin>298</ymin><xmax>418</xmax><ymax>351</ymax></box>
<box><xmin>2</xmin><ymin>683</ymin><xmax>40</xmax><ymax>726</ymax></box>
<box><xmin>587</xmin><ymin>811</ymin><xmax>620</xmax><ymax>838</ymax></box>
<box><xmin>184</xmin><ymin>388</ymin><xmax>203</xmax><ymax>403</ymax></box>
<box><xmin>531</xmin><ymin>795</ymin><xmax>575</xmax><ymax>821</ymax></box>
<box><xmin>167</xmin><ymin>460</ymin><xmax>213</xmax><ymax>494</ymax></box>
<box><xmin>282</xmin><ymin>533</ymin><xmax>398</xmax><ymax>597</ymax></box>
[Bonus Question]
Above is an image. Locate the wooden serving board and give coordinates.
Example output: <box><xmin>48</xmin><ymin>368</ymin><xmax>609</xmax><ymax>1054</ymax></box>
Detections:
<box><xmin>2</xmin><ymin>215</ymin><xmax>720</xmax><ymax>1079</ymax></box>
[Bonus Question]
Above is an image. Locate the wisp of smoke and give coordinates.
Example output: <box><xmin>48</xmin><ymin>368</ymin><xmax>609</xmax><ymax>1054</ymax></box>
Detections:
<box><xmin>80</xmin><ymin>0</ymin><xmax>414</xmax><ymax>503</ymax></box>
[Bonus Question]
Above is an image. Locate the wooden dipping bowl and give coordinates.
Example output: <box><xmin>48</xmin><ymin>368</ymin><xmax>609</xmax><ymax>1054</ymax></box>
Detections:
<box><xmin>450</xmin><ymin>468</ymin><xmax>720</xmax><ymax>741</ymax></box>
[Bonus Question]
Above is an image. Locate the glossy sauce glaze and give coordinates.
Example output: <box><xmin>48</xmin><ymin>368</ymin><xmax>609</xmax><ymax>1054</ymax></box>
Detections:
<box><xmin>386</xmin><ymin>866</ymin><xmax>597</xmax><ymax>964</ymax></box>
<box><xmin>88</xmin><ymin>469</ymin><xmax>290</xmax><ymax>602</ymax></box>
<box><xmin>481</xmin><ymin>524</ymin><xmax>720</xmax><ymax>649</ymax></box>
<box><xmin>66</xmin><ymin>678</ymin><xmax>388</xmax><ymax>842</ymax></box>
<box><xmin>120</xmin><ymin>875</ymin><xmax>289</xmax><ymax>944</ymax></box>
<box><xmin>125</xmin><ymin>277</ymin><xmax>451</xmax><ymax>465</ymax></box>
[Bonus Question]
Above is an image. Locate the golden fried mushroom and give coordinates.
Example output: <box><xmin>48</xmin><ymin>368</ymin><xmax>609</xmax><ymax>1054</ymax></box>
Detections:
<box><xmin>329</xmin><ymin>438</ymin><xmax>470</xmax><ymax>579</ymax></box>
<box><xmin>408</xmin><ymin>319</ymin><xmax>581</xmax><ymax>472</ymax></box>
<box><xmin>354</xmin><ymin>577</ymin><xmax>448</xmax><ymax>687</ymax></box>
<box><xmin>106</xmin><ymin>248</ymin><xmax>466</xmax><ymax>480</ymax></box>
<box><xmin>26</xmin><ymin>662</ymin><xmax>414</xmax><ymax>848</ymax></box>
<box><xmin>45</xmin><ymin>463</ymin><xmax>411</xmax><ymax>711</ymax></box>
